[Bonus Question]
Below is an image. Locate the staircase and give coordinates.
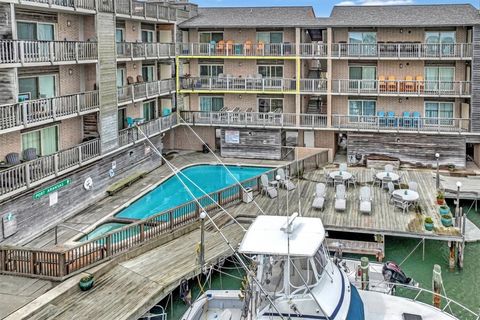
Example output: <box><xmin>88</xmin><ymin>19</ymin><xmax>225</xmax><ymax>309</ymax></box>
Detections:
<box><xmin>83</xmin><ymin>113</ymin><xmax>99</xmax><ymax>140</ymax></box>
<box><xmin>306</xmin><ymin>97</ymin><xmax>327</xmax><ymax>114</ymax></box>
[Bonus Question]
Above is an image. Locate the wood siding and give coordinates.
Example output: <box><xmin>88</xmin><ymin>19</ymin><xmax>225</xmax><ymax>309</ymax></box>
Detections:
<box><xmin>220</xmin><ymin>128</ymin><xmax>285</xmax><ymax>160</ymax></box>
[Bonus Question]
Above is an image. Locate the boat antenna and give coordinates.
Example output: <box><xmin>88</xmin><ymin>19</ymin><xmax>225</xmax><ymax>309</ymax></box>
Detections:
<box><xmin>136</xmin><ymin>125</ymin><xmax>286</xmax><ymax>319</ymax></box>
<box><xmin>177</xmin><ymin>114</ymin><xmax>268</xmax><ymax>215</ymax></box>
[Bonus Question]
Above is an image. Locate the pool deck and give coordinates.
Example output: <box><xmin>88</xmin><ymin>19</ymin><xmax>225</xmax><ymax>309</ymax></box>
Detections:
<box><xmin>23</xmin><ymin>151</ymin><xmax>288</xmax><ymax>249</ymax></box>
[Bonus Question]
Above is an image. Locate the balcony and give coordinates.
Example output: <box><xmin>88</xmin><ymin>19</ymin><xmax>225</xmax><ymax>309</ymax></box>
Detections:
<box><xmin>0</xmin><ymin>91</ymin><xmax>99</xmax><ymax>133</ymax></box>
<box><xmin>180</xmin><ymin>111</ymin><xmax>470</xmax><ymax>134</ymax></box>
<box><xmin>117</xmin><ymin>79</ymin><xmax>175</xmax><ymax>106</ymax></box>
<box><xmin>118</xmin><ymin>114</ymin><xmax>178</xmax><ymax>147</ymax></box>
<box><xmin>300</xmin><ymin>79</ymin><xmax>328</xmax><ymax>94</ymax></box>
<box><xmin>179</xmin><ymin>77</ymin><xmax>297</xmax><ymax>94</ymax></box>
<box><xmin>332</xmin><ymin>43</ymin><xmax>472</xmax><ymax>60</ymax></box>
<box><xmin>116</xmin><ymin>42</ymin><xmax>174</xmax><ymax>60</ymax></box>
<box><xmin>177</xmin><ymin>42</ymin><xmax>296</xmax><ymax>58</ymax></box>
<box><xmin>332</xmin><ymin>80</ymin><xmax>470</xmax><ymax>98</ymax></box>
<box><xmin>11</xmin><ymin>0</ymin><xmax>96</xmax><ymax>12</ymax></box>
<box><xmin>115</xmin><ymin>0</ymin><xmax>176</xmax><ymax>21</ymax></box>
<box><xmin>299</xmin><ymin>43</ymin><xmax>328</xmax><ymax>57</ymax></box>
<box><xmin>0</xmin><ymin>40</ymin><xmax>97</xmax><ymax>67</ymax></box>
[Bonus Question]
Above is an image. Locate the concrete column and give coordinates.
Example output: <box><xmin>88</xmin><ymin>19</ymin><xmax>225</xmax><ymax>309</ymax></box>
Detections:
<box><xmin>326</xmin><ymin>27</ymin><xmax>333</xmax><ymax>128</ymax></box>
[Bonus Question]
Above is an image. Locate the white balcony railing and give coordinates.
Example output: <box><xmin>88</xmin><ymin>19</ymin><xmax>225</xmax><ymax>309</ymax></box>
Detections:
<box><xmin>299</xmin><ymin>43</ymin><xmax>328</xmax><ymax>57</ymax></box>
<box><xmin>18</xmin><ymin>0</ymin><xmax>96</xmax><ymax>10</ymax></box>
<box><xmin>117</xmin><ymin>79</ymin><xmax>175</xmax><ymax>105</ymax></box>
<box><xmin>116</xmin><ymin>42</ymin><xmax>174</xmax><ymax>60</ymax></box>
<box><xmin>332</xmin><ymin>79</ymin><xmax>470</xmax><ymax>97</ymax></box>
<box><xmin>118</xmin><ymin>113</ymin><xmax>177</xmax><ymax>147</ymax></box>
<box><xmin>332</xmin><ymin>43</ymin><xmax>472</xmax><ymax>59</ymax></box>
<box><xmin>300</xmin><ymin>79</ymin><xmax>328</xmax><ymax>93</ymax></box>
<box><xmin>180</xmin><ymin>77</ymin><xmax>297</xmax><ymax>93</ymax></box>
<box><xmin>0</xmin><ymin>91</ymin><xmax>99</xmax><ymax>132</ymax></box>
<box><xmin>0</xmin><ymin>40</ymin><xmax>97</xmax><ymax>65</ymax></box>
<box><xmin>115</xmin><ymin>0</ymin><xmax>176</xmax><ymax>20</ymax></box>
<box><xmin>177</xmin><ymin>42</ymin><xmax>296</xmax><ymax>57</ymax></box>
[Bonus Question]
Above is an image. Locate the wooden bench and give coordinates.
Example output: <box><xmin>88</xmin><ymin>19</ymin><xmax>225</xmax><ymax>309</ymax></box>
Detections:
<box><xmin>106</xmin><ymin>171</ymin><xmax>147</xmax><ymax>196</ymax></box>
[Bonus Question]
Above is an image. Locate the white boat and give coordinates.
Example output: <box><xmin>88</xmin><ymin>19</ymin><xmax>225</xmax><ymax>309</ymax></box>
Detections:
<box><xmin>180</xmin><ymin>214</ymin><xmax>478</xmax><ymax>320</ymax></box>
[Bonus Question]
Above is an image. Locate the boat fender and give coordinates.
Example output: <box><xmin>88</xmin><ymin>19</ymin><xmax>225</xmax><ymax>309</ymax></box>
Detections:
<box><xmin>179</xmin><ymin>279</ymin><xmax>191</xmax><ymax>305</ymax></box>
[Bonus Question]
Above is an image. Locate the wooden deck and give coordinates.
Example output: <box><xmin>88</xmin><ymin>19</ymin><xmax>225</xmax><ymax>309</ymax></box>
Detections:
<box><xmin>227</xmin><ymin>166</ymin><xmax>462</xmax><ymax>241</ymax></box>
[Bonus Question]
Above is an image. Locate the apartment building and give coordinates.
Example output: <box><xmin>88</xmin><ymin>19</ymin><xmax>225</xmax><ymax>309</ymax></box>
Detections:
<box><xmin>176</xmin><ymin>4</ymin><xmax>480</xmax><ymax>168</ymax></box>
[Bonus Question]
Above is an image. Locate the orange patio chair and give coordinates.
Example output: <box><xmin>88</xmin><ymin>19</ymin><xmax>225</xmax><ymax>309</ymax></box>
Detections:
<box><xmin>245</xmin><ymin>40</ymin><xmax>253</xmax><ymax>55</ymax></box>
<box><xmin>404</xmin><ymin>76</ymin><xmax>415</xmax><ymax>92</ymax></box>
<box><xmin>416</xmin><ymin>75</ymin><xmax>424</xmax><ymax>92</ymax></box>
<box><xmin>217</xmin><ymin>40</ymin><xmax>225</xmax><ymax>54</ymax></box>
<box><xmin>257</xmin><ymin>41</ymin><xmax>265</xmax><ymax>55</ymax></box>
<box><xmin>387</xmin><ymin>75</ymin><xmax>397</xmax><ymax>92</ymax></box>
<box><xmin>378</xmin><ymin>76</ymin><xmax>387</xmax><ymax>92</ymax></box>
<box><xmin>226</xmin><ymin>40</ymin><xmax>234</xmax><ymax>55</ymax></box>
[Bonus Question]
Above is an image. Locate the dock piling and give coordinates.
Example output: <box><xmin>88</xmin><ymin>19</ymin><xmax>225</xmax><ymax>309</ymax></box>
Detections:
<box><xmin>432</xmin><ymin>264</ymin><xmax>442</xmax><ymax>308</ymax></box>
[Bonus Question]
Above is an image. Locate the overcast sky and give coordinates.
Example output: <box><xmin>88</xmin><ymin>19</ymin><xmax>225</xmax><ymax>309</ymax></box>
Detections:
<box><xmin>193</xmin><ymin>0</ymin><xmax>478</xmax><ymax>16</ymax></box>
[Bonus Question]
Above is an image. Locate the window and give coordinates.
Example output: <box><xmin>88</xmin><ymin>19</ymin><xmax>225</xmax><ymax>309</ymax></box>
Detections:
<box><xmin>116</xmin><ymin>68</ymin><xmax>125</xmax><ymax>88</ymax></box>
<box><xmin>115</xmin><ymin>28</ymin><xmax>124</xmax><ymax>42</ymax></box>
<box><xmin>425</xmin><ymin>102</ymin><xmax>454</xmax><ymax>125</ymax></box>
<box><xmin>425</xmin><ymin>66</ymin><xmax>455</xmax><ymax>92</ymax></box>
<box><xmin>199</xmin><ymin>32</ymin><xmax>223</xmax><ymax>44</ymax></box>
<box><xmin>348</xmin><ymin>100</ymin><xmax>376</xmax><ymax>121</ymax></box>
<box><xmin>258</xmin><ymin>98</ymin><xmax>283</xmax><ymax>113</ymax></box>
<box><xmin>143</xmin><ymin>101</ymin><xmax>156</xmax><ymax>121</ymax></box>
<box><xmin>17</xmin><ymin>22</ymin><xmax>54</xmax><ymax>40</ymax></box>
<box><xmin>199</xmin><ymin>64</ymin><xmax>223</xmax><ymax>77</ymax></box>
<box><xmin>141</xmin><ymin>30</ymin><xmax>154</xmax><ymax>43</ymax></box>
<box><xmin>258</xmin><ymin>65</ymin><xmax>283</xmax><ymax>78</ymax></box>
<box><xmin>256</xmin><ymin>32</ymin><xmax>283</xmax><ymax>44</ymax></box>
<box><xmin>349</xmin><ymin>66</ymin><xmax>376</xmax><ymax>90</ymax></box>
<box><xmin>21</xmin><ymin>125</ymin><xmax>59</xmax><ymax>157</ymax></box>
<box><xmin>425</xmin><ymin>31</ymin><xmax>456</xmax><ymax>56</ymax></box>
<box><xmin>118</xmin><ymin>108</ymin><xmax>127</xmax><ymax>130</ymax></box>
<box><xmin>200</xmin><ymin>96</ymin><xmax>224</xmax><ymax>112</ymax></box>
<box><xmin>142</xmin><ymin>65</ymin><xmax>155</xmax><ymax>82</ymax></box>
<box><xmin>348</xmin><ymin>31</ymin><xmax>377</xmax><ymax>56</ymax></box>
<box><xmin>19</xmin><ymin>75</ymin><xmax>56</xmax><ymax>101</ymax></box>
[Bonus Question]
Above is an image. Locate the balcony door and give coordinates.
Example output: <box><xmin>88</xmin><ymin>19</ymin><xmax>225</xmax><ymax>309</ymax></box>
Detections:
<box><xmin>348</xmin><ymin>100</ymin><xmax>376</xmax><ymax>122</ymax></box>
<box><xmin>258</xmin><ymin>65</ymin><xmax>283</xmax><ymax>89</ymax></box>
<box><xmin>200</xmin><ymin>96</ymin><xmax>224</xmax><ymax>112</ymax></box>
<box><xmin>116</xmin><ymin>28</ymin><xmax>125</xmax><ymax>55</ymax></box>
<box><xmin>257</xmin><ymin>32</ymin><xmax>284</xmax><ymax>55</ymax></box>
<box><xmin>425</xmin><ymin>31</ymin><xmax>456</xmax><ymax>56</ymax></box>
<box><xmin>18</xmin><ymin>22</ymin><xmax>54</xmax><ymax>61</ymax></box>
<box><xmin>425</xmin><ymin>66</ymin><xmax>454</xmax><ymax>93</ymax></box>
<box><xmin>349</xmin><ymin>66</ymin><xmax>376</xmax><ymax>92</ymax></box>
<box><xmin>21</xmin><ymin>125</ymin><xmax>59</xmax><ymax>157</ymax></box>
<box><xmin>19</xmin><ymin>75</ymin><xmax>56</xmax><ymax>101</ymax></box>
<box><xmin>348</xmin><ymin>31</ymin><xmax>377</xmax><ymax>56</ymax></box>
<box><xmin>425</xmin><ymin>101</ymin><xmax>454</xmax><ymax>126</ymax></box>
<box><xmin>143</xmin><ymin>100</ymin><xmax>156</xmax><ymax>121</ymax></box>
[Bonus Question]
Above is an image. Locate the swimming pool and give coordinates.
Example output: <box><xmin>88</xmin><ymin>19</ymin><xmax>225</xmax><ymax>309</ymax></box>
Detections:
<box><xmin>114</xmin><ymin>164</ymin><xmax>271</xmax><ymax>220</ymax></box>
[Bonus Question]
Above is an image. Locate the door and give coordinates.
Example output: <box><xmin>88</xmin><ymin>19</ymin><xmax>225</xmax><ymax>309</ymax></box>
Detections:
<box><xmin>304</xmin><ymin>131</ymin><xmax>315</xmax><ymax>148</ymax></box>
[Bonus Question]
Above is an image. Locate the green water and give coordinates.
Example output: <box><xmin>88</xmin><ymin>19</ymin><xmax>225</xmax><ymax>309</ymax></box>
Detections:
<box><xmin>159</xmin><ymin>203</ymin><xmax>480</xmax><ymax>320</ymax></box>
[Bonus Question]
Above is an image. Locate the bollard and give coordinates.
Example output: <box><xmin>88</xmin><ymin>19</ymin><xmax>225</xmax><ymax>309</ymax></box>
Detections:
<box><xmin>360</xmin><ymin>257</ymin><xmax>369</xmax><ymax>290</ymax></box>
<box><xmin>448</xmin><ymin>242</ymin><xmax>456</xmax><ymax>271</ymax></box>
<box><xmin>432</xmin><ymin>264</ymin><xmax>442</xmax><ymax>308</ymax></box>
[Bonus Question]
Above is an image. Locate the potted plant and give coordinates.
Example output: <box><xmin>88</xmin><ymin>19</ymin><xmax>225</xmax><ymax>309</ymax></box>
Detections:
<box><xmin>436</xmin><ymin>191</ymin><xmax>445</xmax><ymax>205</ymax></box>
<box><xmin>79</xmin><ymin>274</ymin><xmax>94</xmax><ymax>291</ymax></box>
<box><xmin>439</xmin><ymin>204</ymin><xmax>450</xmax><ymax>216</ymax></box>
<box><xmin>441</xmin><ymin>214</ymin><xmax>453</xmax><ymax>227</ymax></box>
<box><xmin>424</xmin><ymin>217</ymin><xmax>434</xmax><ymax>231</ymax></box>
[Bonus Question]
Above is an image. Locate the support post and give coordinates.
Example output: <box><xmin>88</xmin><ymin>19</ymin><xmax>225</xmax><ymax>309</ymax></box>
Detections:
<box><xmin>199</xmin><ymin>211</ymin><xmax>206</xmax><ymax>271</ymax></box>
<box><xmin>360</xmin><ymin>257</ymin><xmax>369</xmax><ymax>290</ymax></box>
<box><xmin>432</xmin><ymin>264</ymin><xmax>442</xmax><ymax>308</ymax></box>
<box><xmin>448</xmin><ymin>241</ymin><xmax>456</xmax><ymax>271</ymax></box>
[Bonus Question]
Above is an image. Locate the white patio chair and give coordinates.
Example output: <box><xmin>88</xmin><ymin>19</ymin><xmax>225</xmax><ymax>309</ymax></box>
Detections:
<box><xmin>277</xmin><ymin>168</ymin><xmax>296</xmax><ymax>191</ymax></box>
<box><xmin>339</xmin><ymin>163</ymin><xmax>348</xmax><ymax>172</ymax></box>
<box><xmin>385</xmin><ymin>164</ymin><xmax>394</xmax><ymax>173</ymax></box>
<box><xmin>261</xmin><ymin>174</ymin><xmax>277</xmax><ymax>198</ymax></box>
<box><xmin>324</xmin><ymin>169</ymin><xmax>333</xmax><ymax>186</ymax></box>
<box><xmin>408</xmin><ymin>181</ymin><xmax>418</xmax><ymax>192</ymax></box>
<box><xmin>359</xmin><ymin>186</ymin><xmax>372</xmax><ymax>214</ymax></box>
<box><xmin>387</xmin><ymin>182</ymin><xmax>395</xmax><ymax>203</ymax></box>
<box><xmin>347</xmin><ymin>173</ymin><xmax>357</xmax><ymax>189</ymax></box>
<box><xmin>335</xmin><ymin>185</ymin><xmax>347</xmax><ymax>212</ymax></box>
<box><xmin>382</xmin><ymin>176</ymin><xmax>392</xmax><ymax>190</ymax></box>
<box><xmin>392</xmin><ymin>193</ymin><xmax>409</xmax><ymax>214</ymax></box>
<box><xmin>312</xmin><ymin>183</ymin><xmax>326</xmax><ymax>210</ymax></box>
<box><xmin>371</xmin><ymin>168</ymin><xmax>381</xmax><ymax>187</ymax></box>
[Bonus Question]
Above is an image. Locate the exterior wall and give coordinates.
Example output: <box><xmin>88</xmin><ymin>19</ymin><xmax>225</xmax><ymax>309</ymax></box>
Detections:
<box><xmin>187</xmin><ymin>59</ymin><xmax>295</xmax><ymax>78</ymax></box>
<box><xmin>125</xmin><ymin>20</ymin><xmax>141</xmax><ymax>42</ymax></box>
<box><xmin>0</xmin><ymin>131</ymin><xmax>18</xmax><ymax>161</ymax></box>
<box><xmin>163</xmin><ymin>126</ymin><xmax>216</xmax><ymax>151</ymax></box>
<box><xmin>0</xmin><ymin>135</ymin><xmax>164</xmax><ymax>243</ymax></box>
<box><xmin>189</xmin><ymin>28</ymin><xmax>296</xmax><ymax>44</ymax></box>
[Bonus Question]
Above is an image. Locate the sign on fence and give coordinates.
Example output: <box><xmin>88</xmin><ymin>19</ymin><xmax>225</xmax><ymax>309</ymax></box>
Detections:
<box><xmin>2</xmin><ymin>212</ymin><xmax>17</xmax><ymax>238</ymax></box>
<box><xmin>33</xmin><ymin>179</ymin><xmax>71</xmax><ymax>200</ymax></box>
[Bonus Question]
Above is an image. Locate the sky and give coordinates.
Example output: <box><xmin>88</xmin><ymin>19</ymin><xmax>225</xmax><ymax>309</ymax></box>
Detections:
<box><xmin>193</xmin><ymin>0</ymin><xmax>478</xmax><ymax>16</ymax></box>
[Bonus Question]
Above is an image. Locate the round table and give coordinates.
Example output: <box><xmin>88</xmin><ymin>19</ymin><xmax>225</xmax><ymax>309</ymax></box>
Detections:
<box><xmin>392</xmin><ymin>189</ymin><xmax>419</xmax><ymax>202</ymax></box>
<box><xmin>376</xmin><ymin>172</ymin><xmax>400</xmax><ymax>182</ymax></box>
<box><xmin>329</xmin><ymin>171</ymin><xmax>352</xmax><ymax>181</ymax></box>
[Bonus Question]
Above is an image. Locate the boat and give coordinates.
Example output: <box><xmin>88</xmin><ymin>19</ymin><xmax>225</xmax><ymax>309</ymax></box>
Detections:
<box><xmin>180</xmin><ymin>213</ymin><xmax>476</xmax><ymax>320</ymax></box>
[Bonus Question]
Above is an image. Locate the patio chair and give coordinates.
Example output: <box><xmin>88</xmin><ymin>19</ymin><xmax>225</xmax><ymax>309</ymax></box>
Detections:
<box><xmin>23</xmin><ymin>148</ymin><xmax>37</xmax><ymax>161</ymax></box>
<box><xmin>387</xmin><ymin>75</ymin><xmax>397</xmax><ymax>92</ymax></box>
<box><xmin>379</xmin><ymin>76</ymin><xmax>387</xmax><ymax>92</ymax></box>
<box><xmin>5</xmin><ymin>153</ymin><xmax>20</xmax><ymax>166</ymax></box>
<box><xmin>257</xmin><ymin>41</ymin><xmax>265</xmax><ymax>55</ymax></box>
<box><xmin>412</xmin><ymin>111</ymin><xmax>421</xmax><ymax>128</ymax></box>
<box><xmin>226</xmin><ymin>40</ymin><xmax>234</xmax><ymax>54</ymax></box>
<box><xmin>416</xmin><ymin>75</ymin><xmax>424</xmax><ymax>92</ymax></box>
<box><xmin>347</xmin><ymin>173</ymin><xmax>357</xmax><ymax>189</ymax></box>
<box><xmin>339</xmin><ymin>163</ymin><xmax>348</xmax><ymax>172</ymax></box>
<box><xmin>127</xmin><ymin>76</ymin><xmax>135</xmax><ymax>85</ymax></box>
<box><xmin>402</xmin><ymin>111</ymin><xmax>412</xmax><ymax>127</ymax></box>
<box><xmin>335</xmin><ymin>185</ymin><xmax>347</xmax><ymax>212</ymax></box>
<box><xmin>404</xmin><ymin>76</ymin><xmax>415</xmax><ymax>92</ymax></box>
<box><xmin>217</xmin><ymin>40</ymin><xmax>225</xmax><ymax>54</ymax></box>
<box><xmin>324</xmin><ymin>169</ymin><xmax>334</xmax><ymax>186</ymax></box>
<box><xmin>260</xmin><ymin>174</ymin><xmax>278</xmax><ymax>198</ymax></box>
<box><xmin>382</xmin><ymin>175</ymin><xmax>392</xmax><ymax>190</ymax></box>
<box><xmin>244</xmin><ymin>40</ymin><xmax>253</xmax><ymax>55</ymax></box>
<box><xmin>377</xmin><ymin>111</ymin><xmax>386</xmax><ymax>126</ymax></box>
<box><xmin>312</xmin><ymin>183</ymin><xmax>326</xmax><ymax>210</ymax></box>
<box><xmin>277</xmin><ymin>168</ymin><xmax>296</xmax><ymax>191</ymax></box>
<box><xmin>334</xmin><ymin>175</ymin><xmax>344</xmax><ymax>188</ymax></box>
<box><xmin>387</xmin><ymin>111</ymin><xmax>397</xmax><ymax>127</ymax></box>
<box><xmin>385</xmin><ymin>164</ymin><xmax>394</xmax><ymax>173</ymax></box>
<box><xmin>359</xmin><ymin>186</ymin><xmax>372</xmax><ymax>214</ymax></box>
<box><xmin>371</xmin><ymin>168</ymin><xmax>381</xmax><ymax>187</ymax></box>
<box><xmin>408</xmin><ymin>181</ymin><xmax>418</xmax><ymax>192</ymax></box>
<box><xmin>387</xmin><ymin>182</ymin><xmax>395</xmax><ymax>203</ymax></box>
<box><xmin>392</xmin><ymin>193</ymin><xmax>410</xmax><ymax>214</ymax></box>
<box><xmin>126</xmin><ymin>117</ymin><xmax>135</xmax><ymax>127</ymax></box>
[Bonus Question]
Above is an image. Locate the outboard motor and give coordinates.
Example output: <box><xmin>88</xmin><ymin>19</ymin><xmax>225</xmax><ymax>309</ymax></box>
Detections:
<box><xmin>382</xmin><ymin>261</ymin><xmax>417</xmax><ymax>286</ymax></box>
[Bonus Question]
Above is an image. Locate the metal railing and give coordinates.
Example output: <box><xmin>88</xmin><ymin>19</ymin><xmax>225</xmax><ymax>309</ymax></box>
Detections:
<box><xmin>332</xmin><ymin>79</ymin><xmax>471</xmax><ymax>97</ymax></box>
<box><xmin>177</xmin><ymin>42</ymin><xmax>296</xmax><ymax>57</ymax></box>
<box><xmin>115</xmin><ymin>0</ymin><xmax>176</xmax><ymax>21</ymax></box>
<box><xmin>116</xmin><ymin>42</ymin><xmax>174</xmax><ymax>60</ymax></box>
<box><xmin>16</xmin><ymin>0</ymin><xmax>96</xmax><ymax>10</ymax></box>
<box><xmin>0</xmin><ymin>151</ymin><xmax>323</xmax><ymax>280</ymax></box>
<box><xmin>299</xmin><ymin>43</ymin><xmax>328</xmax><ymax>57</ymax></box>
<box><xmin>118</xmin><ymin>113</ymin><xmax>178</xmax><ymax>147</ymax></box>
<box><xmin>332</xmin><ymin>43</ymin><xmax>472</xmax><ymax>59</ymax></box>
<box><xmin>0</xmin><ymin>91</ymin><xmax>99</xmax><ymax>131</ymax></box>
<box><xmin>117</xmin><ymin>79</ymin><xmax>175</xmax><ymax>105</ymax></box>
<box><xmin>0</xmin><ymin>40</ymin><xmax>97</xmax><ymax>65</ymax></box>
<box><xmin>180</xmin><ymin>77</ymin><xmax>297</xmax><ymax>93</ymax></box>
<box><xmin>300</xmin><ymin>79</ymin><xmax>328</xmax><ymax>93</ymax></box>
<box><xmin>0</xmin><ymin>139</ymin><xmax>100</xmax><ymax>197</ymax></box>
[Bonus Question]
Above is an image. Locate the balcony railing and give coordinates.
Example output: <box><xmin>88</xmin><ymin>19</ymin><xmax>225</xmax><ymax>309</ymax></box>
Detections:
<box><xmin>0</xmin><ymin>40</ymin><xmax>97</xmax><ymax>65</ymax></box>
<box><xmin>332</xmin><ymin>79</ymin><xmax>470</xmax><ymax>97</ymax></box>
<box><xmin>0</xmin><ymin>91</ymin><xmax>99</xmax><ymax>132</ymax></box>
<box><xmin>332</xmin><ymin>43</ymin><xmax>472</xmax><ymax>59</ymax></box>
<box><xmin>177</xmin><ymin>42</ymin><xmax>296</xmax><ymax>57</ymax></box>
<box><xmin>118</xmin><ymin>113</ymin><xmax>178</xmax><ymax>147</ymax></box>
<box><xmin>116</xmin><ymin>42</ymin><xmax>174</xmax><ymax>60</ymax></box>
<box><xmin>0</xmin><ymin>139</ymin><xmax>100</xmax><ymax>197</ymax></box>
<box><xmin>299</xmin><ymin>43</ymin><xmax>328</xmax><ymax>57</ymax></box>
<box><xmin>180</xmin><ymin>77</ymin><xmax>297</xmax><ymax>93</ymax></box>
<box><xmin>300</xmin><ymin>79</ymin><xmax>328</xmax><ymax>93</ymax></box>
<box><xmin>115</xmin><ymin>0</ymin><xmax>176</xmax><ymax>21</ymax></box>
<box><xmin>117</xmin><ymin>79</ymin><xmax>175</xmax><ymax>105</ymax></box>
<box><xmin>16</xmin><ymin>0</ymin><xmax>96</xmax><ymax>11</ymax></box>
<box><xmin>180</xmin><ymin>111</ymin><xmax>469</xmax><ymax>133</ymax></box>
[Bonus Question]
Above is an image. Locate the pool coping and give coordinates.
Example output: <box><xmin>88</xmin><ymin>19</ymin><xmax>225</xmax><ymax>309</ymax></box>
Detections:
<box><xmin>65</xmin><ymin>161</ymin><xmax>279</xmax><ymax>245</ymax></box>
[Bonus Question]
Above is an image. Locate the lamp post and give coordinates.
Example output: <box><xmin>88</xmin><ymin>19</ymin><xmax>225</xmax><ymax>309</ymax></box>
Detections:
<box><xmin>455</xmin><ymin>181</ymin><xmax>462</xmax><ymax>226</ymax></box>
<box><xmin>276</xmin><ymin>174</ymin><xmax>281</xmax><ymax>215</ymax></box>
<box><xmin>435</xmin><ymin>153</ymin><xmax>440</xmax><ymax>190</ymax></box>
<box><xmin>199</xmin><ymin>210</ymin><xmax>206</xmax><ymax>269</ymax></box>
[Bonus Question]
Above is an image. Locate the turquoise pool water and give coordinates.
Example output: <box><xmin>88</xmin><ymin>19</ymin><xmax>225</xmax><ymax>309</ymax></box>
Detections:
<box><xmin>114</xmin><ymin>165</ymin><xmax>270</xmax><ymax>220</ymax></box>
<box><xmin>79</xmin><ymin>222</ymin><xmax>130</xmax><ymax>242</ymax></box>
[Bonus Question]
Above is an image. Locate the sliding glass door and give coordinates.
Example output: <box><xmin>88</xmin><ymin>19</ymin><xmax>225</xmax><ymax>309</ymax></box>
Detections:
<box><xmin>349</xmin><ymin>66</ymin><xmax>376</xmax><ymax>91</ymax></box>
<box><xmin>425</xmin><ymin>67</ymin><xmax>454</xmax><ymax>93</ymax></box>
<box><xmin>348</xmin><ymin>32</ymin><xmax>377</xmax><ymax>56</ymax></box>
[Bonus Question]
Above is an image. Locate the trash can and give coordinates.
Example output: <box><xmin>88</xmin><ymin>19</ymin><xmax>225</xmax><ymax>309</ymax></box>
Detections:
<box><xmin>242</xmin><ymin>187</ymin><xmax>253</xmax><ymax>203</ymax></box>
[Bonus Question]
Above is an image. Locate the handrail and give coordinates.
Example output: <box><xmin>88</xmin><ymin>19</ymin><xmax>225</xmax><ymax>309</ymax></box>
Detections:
<box><xmin>117</xmin><ymin>79</ymin><xmax>175</xmax><ymax>105</ymax></box>
<box><xmin>116</xmin><ymin>42</ymin><xmax>175</xmax><ymax>59</ymax></box>
<box><xmin>177</xmin><ymin>42</ymin><xmax>296</xmax><ymax>57</ymax></box>
<box><xmin>180</xmin><ymin>76</ymin><xmax>297</xmax><ymax>92</ymax></box>
<box><xmin>19</xmin><ymin>0</ymin><xmax>96</xmax><ymax>10</ymax></box>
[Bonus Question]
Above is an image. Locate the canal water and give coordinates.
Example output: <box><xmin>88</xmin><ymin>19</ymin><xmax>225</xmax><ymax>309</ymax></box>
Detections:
<box><xmin>159</xmin><ymin>202</ymin><xmax>480</xmax><ymax>319</ymax></box>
